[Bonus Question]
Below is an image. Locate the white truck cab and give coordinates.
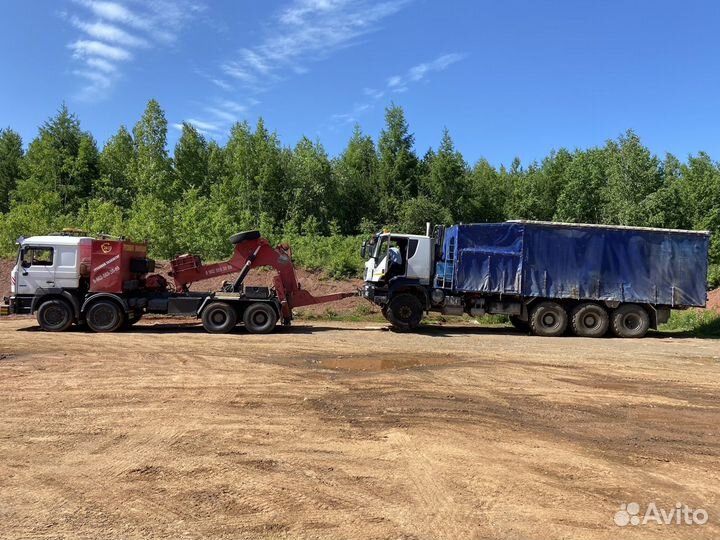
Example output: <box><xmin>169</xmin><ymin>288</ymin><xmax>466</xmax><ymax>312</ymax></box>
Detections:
<box><xmin>362</xmin><ymin>231</ymin><xmax>433</xmax><ymax>286</ymax></box>
<box><xmin>10</xmin><ymin>235</ymin><xmax>91</xmax><ymax>305</ymax></box>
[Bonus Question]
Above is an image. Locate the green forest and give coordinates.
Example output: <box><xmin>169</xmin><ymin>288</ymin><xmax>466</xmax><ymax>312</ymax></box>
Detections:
<box><xmin>0</xmin><ymin>99</ymin><xmax>718</xmax><ymax>285</ymax></box>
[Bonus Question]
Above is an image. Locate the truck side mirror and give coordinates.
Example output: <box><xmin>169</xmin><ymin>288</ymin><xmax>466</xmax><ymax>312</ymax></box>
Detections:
<box><xmin>360</xmin><ymin>241</ymin><xmax>367</xmax><ymax>259</ymax></box>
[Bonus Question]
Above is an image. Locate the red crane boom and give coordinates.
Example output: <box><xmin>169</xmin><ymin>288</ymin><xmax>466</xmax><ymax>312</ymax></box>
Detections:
<box><xmin>169</xmin><ymin>232</ymin><xmax>354</xmax><ymax>322</ymax></box>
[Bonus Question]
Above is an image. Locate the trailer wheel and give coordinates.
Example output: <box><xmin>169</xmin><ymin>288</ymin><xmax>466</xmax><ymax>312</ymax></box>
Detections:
<box><xmin>611</xmin><ymin>304</ymin><xmax>650</xmax><ymax>338</ymax></box>
<box><xmin>509</xmin><ymin>315</ymin><xmax>530</xmax><ymax>333</ymax></box>
<box><xmin>571</xmin><ymin>303</ymin><xmax>609</xmax><ymax>338</ymax></box>
<box><xmin>229</xmin><ymin>230</ymin><xmax>261</xmax><ymax>244</ymax></box>
<box><xmin>387</xmin><ymin>294</ymin><xmax>424</xmax><ymax>331</ymax></box>
<box><xmin>243</xmin><ymin>303</ymin><xmax>277</xmax><ymax>334</ymax></box>
<box><xmin>529</xmin><ymin>301</ymin><xmax>567</xmax><ymax>337</ymax></box>
<box><xmin>201</xmin><ymin>302</ymin><xmax>238</xmax><ymax>334</ymax></box>
<box><xmin>37</xmin><ymin>299</ymin><xmax>74</xmax><ymax>332</ymax></box>
<box><xmin>85</xmin><ymin>299</ymin><xmax>125</xmax><ymax>333</ymax></box>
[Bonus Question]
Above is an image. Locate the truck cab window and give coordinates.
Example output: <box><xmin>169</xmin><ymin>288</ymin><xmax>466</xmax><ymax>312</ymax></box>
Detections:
<box><xmin>375</xmin><ymin>236</ymin><xmax>388</xmax><ymax>260</ymax></box>
<box><xmin>23</xmin><ymin>247</ymin><xmax>54</xmax><ymax>267</ymax></box>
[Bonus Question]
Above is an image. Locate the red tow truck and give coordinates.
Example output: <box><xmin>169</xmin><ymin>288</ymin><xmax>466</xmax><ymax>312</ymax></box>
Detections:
<box><xmin>4</xmin><ymin>230</ymin><xmax>354</xmax><ymax>333</ymax></box>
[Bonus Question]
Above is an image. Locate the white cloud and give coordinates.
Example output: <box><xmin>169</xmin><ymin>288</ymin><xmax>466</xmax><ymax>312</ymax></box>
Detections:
<box><xmin>172</xmin><ymin>99</ymin><xmax>256</xmax><ymax>139</ymax></box>
<box><xmin>332</xmin><ymin>52</ymin><xmax>465</xmax><ymax>124</ymax></box>
<box><xmin>240</xmin><ymin>49</ymin><xmax>271</xmax><ymax>74</ymax></box>
<box><xmin>220</xmin><ymin>0</ymin><xmax>409</xmax><ymax>89</ymax></box>
<box><xmin>65</xmin><ymin>0</ymin><xmax>203</xmax><ymax>99</ymax></box>
<box><xmin>205</xmin><ymin>107</ymin><xmax>238</xmax><ymax>123</ymax></box>
<box><xmin>172</xmin><ymin>122</ymin><xmax>215</xmax><ymax>137</ymax></box>
<box><xmin>179</xmin><ymin>0</ymin><xmax>409</xmax><ymax>136</ymax></box>
<box><xmin>73</xmin><ymin>0</ymin><xmax>148</xmax><ymax>29</ymax></box>
<box><xmin>69</xmin><ymin>40</ymin><xmax>132</xmax><ymax>61</ymax></box>
<box><xmin>363</xmin><ymin>87</ymin><xmax>384</xmax><ymax>99</ymax></box>
<box><xmin>218</xmin><ymin>100</ymin><xmax>248</xmax><ymax>114</ymax></box>
<box><xmin>184</xmin><ymin>119</ymin><xmax>223</xmax><ymax>132</ymax></box>
<box><xmin>73</xmin><ymin>69</ymin><xmax>113</xmax><ymax>89</ymax></box>
<box><xmin>387</xmin><ymin>53</ymin><xmax>464</xmax><ymax>90</ymax></box>
<box><xmin>279</xmin><ymin>0</ymin><xmax>348</xmax><ymax>25</ymax></box>
<box><xmin>210</xmin><ymin>78</ymin><xmax>232</xmax><ymax>91</ymax></box>
<box><xmin>70</xmin><ymin>17</ymin><xmax>149</xmax><ymax>47</ymax></box>
<box><xmin>86</xmin><ymin>57</ymin><xmax>119</xmax><ymax>73</ymax></box>
<box><xmin>221</xmin><ymin>63</ymin><xmax>259</xmax><ymax>85</ymax></box>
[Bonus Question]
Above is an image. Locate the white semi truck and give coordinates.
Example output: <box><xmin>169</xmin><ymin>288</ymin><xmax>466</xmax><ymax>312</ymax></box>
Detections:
<box><xmin>360</xmin><ymin>221</ymin><xmax>710</xmax><ymax>338</ymax></box>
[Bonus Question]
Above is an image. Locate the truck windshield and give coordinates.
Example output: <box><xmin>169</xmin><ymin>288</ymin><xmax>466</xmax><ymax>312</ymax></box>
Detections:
<box><xmin>374</xmin><ymin>236</ymin><xmax>389</xmax><ymax>260</ymax></box>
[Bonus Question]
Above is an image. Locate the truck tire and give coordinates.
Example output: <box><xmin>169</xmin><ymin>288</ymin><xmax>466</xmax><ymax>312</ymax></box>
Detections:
<box><xmin>37</xmin><ymin>299</ymin><xmax>74</xmax><ymax>332</ymax></box>
<box><xmin>387</xmin><ymin>294</ymin><xmax>424</xmax><ymax>331</ymax></box>
<box><xmin>529</xmin><ymin>301</ymin><xmax>567</xmax><ymax>337</ymax></box>
<box><xmin>201</xmin><ymin>302</ymin><xmax>237</xmax><ymax>334</ymax></box>
<box><xmin>611</xmin><ymin>304</ymin><xmax>650</xmax><ymax>338</ymax></box>
<box><xmin>571</xmin><ymin>303</ymin><xmax>609</xmax><ymax>338</ymax></box>
<box><xmin>85</xmin><ymin>299</ymin><xmax>125</xmax><ymax>333</ymax></box>
<box><xmin>509</xmin><ymin>315</ymin><xmax>530</xmax><ymax>333</ymax></box>
<box><xmin>229</xmin><ymin>230</ymin><xmax>260</xmax><ymax>244</ymax></box>
<box><xmin>243</xmin><ymin>303</ymin><xmax>278</xmax><ymax>334</ymax></box>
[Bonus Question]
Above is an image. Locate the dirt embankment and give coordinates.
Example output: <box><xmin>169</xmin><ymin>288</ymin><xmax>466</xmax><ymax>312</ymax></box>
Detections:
<box><xmin>707</xmin><ymin>288</ymin><xmax>720</xmax><ymax>312</ymax></box>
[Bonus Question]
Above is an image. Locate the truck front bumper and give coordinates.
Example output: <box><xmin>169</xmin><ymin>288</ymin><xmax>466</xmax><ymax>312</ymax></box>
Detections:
<box><xmin>2</xmin><ymin>296</ymin><xmax>32</xmax><ymax>316</ymax></box>
<box><xmin>360</xmin><ymin>283</ymin><xmax>388</xmax><ymax>306</ymax></box>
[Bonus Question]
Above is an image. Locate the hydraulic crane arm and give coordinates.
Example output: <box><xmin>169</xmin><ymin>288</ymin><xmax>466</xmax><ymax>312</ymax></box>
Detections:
<box><xmin>169</xmin><ymin>231</ymin><xmax>355</xmax><ymax>321</ymax></box>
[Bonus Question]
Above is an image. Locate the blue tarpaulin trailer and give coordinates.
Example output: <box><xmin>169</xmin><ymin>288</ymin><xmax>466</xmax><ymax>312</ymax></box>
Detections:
<box><xmin>438</xmin><ymin>221</ymin><xmax>710</xmax><ymax>308</ymax></box>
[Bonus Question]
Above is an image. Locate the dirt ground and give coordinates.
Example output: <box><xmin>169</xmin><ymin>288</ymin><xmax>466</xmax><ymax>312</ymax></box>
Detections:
<box><xmin>1</xmin><ymin>317</ymin><xmax>719</xmax><ymax>540</ymax></box>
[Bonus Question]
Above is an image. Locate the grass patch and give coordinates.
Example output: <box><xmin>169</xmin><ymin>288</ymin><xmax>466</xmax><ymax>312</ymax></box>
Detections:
<box><xmin>423</xmin><ymin>313</ymin><xmax>510</xmax><ymax>326</ymax></box>
<box><xmin>658</xmin><ymin>309</ymin><xmax>720</xmax><ymax>338</ymax></box>
<box><xmin>474</xmin><ymin>314</ymin><xmax>510</xmax><ymax>326</ymax></box>
<box><xmin>293</xmin><ymin>304</ymin><xmax>385</xmax><ymax>322</ymax></box>
<box><xmin>294</xmin><ymin>308</ymin><xmax>513</xmax><ymax>326</ymax></box>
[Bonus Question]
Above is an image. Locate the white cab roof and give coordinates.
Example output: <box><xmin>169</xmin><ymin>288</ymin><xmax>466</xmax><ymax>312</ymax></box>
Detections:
<box><xmin>378</xmin><ymin>232</ymin><xmax>429</xmax><ymax>240</ymax></box>
<box><xmin>20</xmin><ymin>236</ymin><xmax>93</xmax><ymax>246</ymax></box>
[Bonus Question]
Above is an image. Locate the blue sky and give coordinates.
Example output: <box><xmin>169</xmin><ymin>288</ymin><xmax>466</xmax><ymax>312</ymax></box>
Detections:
<box><xmin>1</xmin><ymin>0</ymin><xmax>719</xmax><ymax>166</ymax></box>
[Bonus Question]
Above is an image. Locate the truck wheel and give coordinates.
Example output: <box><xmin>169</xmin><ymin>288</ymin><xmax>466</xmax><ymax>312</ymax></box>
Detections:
<box><xmin>37</xmin><ymin>299</ymin><xmax>74</xmax><ymax>332</ymax></box>
<box><xmin>243</xmin><ymin>303</ymin><xmax>277</xmax><ymax>334</ymax></box>
<box><xmin>387</xmin><ymin>294</ymin><xmax>424</xmax><ymax>331</ymax></box>
<box><xmin>529</xmin><ymin>301</ymin><xmax>567</xmax><ymax>337</ymax></box>
<box><xmin>611</xmin><ymin>304</ymin><xmax>650</xmax><ymax>338</ymax></box>
<box><xmin>509</xmin><ymin>315</ymin><xmax>530</xmax><ymax>333</ymax></box>
<box><xmin>85</xmin><ymin>300</ymin><xmax>125</xmax><ymax>333</ymax></box>
<box><xmin>229</xmin><ymin>230</ymin><xmax>260</xmax><ymax>244</ymax></box>
<box><xmin>201</xmin><ymin>302</ymin><xmax>237</xmax><ymax>334</ymax></box>
<box><xmin>571</xmin><ymin>303</ymin><xmax>609</xmax><ymax>337</ymax></box>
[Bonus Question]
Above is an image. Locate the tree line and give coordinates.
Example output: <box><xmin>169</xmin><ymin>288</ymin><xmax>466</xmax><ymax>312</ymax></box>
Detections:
<box><xmin>0</xmin><ymin>99</ymin><xmax>718</xmax><ymax>283</ymax></box>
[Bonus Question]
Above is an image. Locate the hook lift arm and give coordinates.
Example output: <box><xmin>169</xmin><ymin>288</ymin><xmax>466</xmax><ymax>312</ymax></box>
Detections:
<box><xmin>169</xmin><ymin>231</ymin><xmax>355</xmax><ymax>322</ymax></box>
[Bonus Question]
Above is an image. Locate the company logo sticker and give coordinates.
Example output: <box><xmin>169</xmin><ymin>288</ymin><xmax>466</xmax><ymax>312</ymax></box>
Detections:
<box><xmin>100</xmin><ymin>242</ymin><xmax>113</xmax><ymax>254</ymax></box>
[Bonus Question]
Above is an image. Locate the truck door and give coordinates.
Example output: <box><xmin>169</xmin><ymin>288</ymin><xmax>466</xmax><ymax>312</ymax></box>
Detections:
<box><xmin>404</xmin><ymin>238</ymin><xmax>433</xmax><ymax>284</ymax></box>
<box><xmin>17</xmin><ymin>246</ymin><xmax>55</xmax><ymax>295</ymax></box>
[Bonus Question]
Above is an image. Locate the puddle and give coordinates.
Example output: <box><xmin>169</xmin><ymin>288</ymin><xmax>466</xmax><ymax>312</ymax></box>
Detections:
<box><xmin>267</xmin><ymin>352</ymin><xmax>461</xmax><ymax>371</ymax></box>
